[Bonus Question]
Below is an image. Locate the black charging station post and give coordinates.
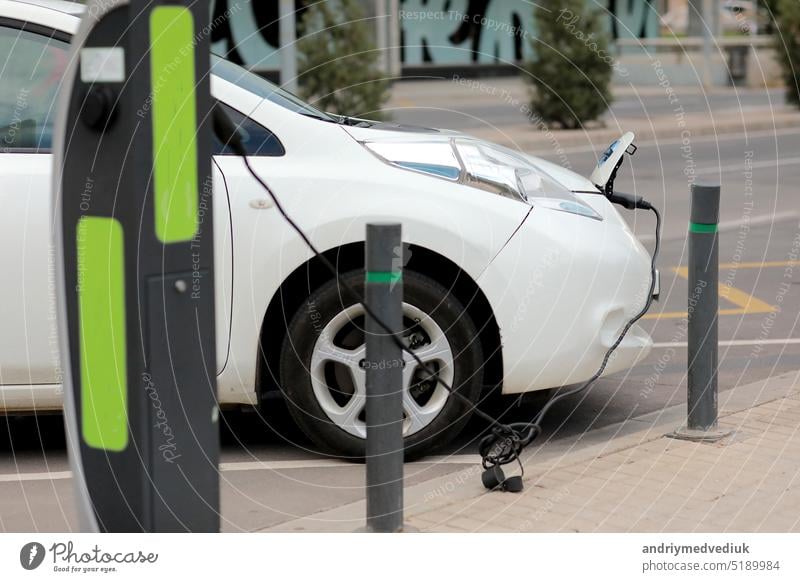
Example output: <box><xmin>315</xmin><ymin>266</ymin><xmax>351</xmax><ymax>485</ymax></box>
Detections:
<box><xmin>671</xmin><ymin>182</ymin><xmax>730</xmax><ymax>442</ymax></box>
<box><xmin>364</xmin><ymin>223</ymin><xmax>405</xmax><ymax>533</ymax></box>
<box><xmin>53</xmin><ymin>0</ymin><xmax>219</xmax><ymax>531</ymax></box>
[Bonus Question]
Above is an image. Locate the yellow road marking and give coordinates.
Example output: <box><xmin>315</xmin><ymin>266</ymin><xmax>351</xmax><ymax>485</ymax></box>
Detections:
<box><xmin>718</xmin><ymin>282</ymin><xmax>778</xmax><ymax>313</ymax></box>
<box><xmin>719</xmin><ymin>260</ymin><xmax>800</xmax><ymax>269</ymax></box>
<box><xmin>643</xmin><ymin>264</ymin><xmax>780</xmax><ymax>320</ymax></box>
<box><xmin>645</xmin><ymin>308</ymin><xmax>769</xmax><ymax>319</ymax></box>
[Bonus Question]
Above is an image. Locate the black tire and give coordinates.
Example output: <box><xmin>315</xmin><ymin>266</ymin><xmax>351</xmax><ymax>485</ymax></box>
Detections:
<box><xmin>279</xmin><ymin>269</ymin><xmax>483</xmax><ymax>460</ymax></box>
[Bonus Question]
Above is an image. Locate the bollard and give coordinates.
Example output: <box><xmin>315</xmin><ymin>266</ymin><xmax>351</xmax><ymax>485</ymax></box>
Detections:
<box><xmin>671</xmin><ymin>182</ymin><xmax>731</xmax><ymax>442</ymax></box>
<box><xmin>364</xmin><ymin>223</ymin><xmax>405</xmax><ymax>532</ymax></box>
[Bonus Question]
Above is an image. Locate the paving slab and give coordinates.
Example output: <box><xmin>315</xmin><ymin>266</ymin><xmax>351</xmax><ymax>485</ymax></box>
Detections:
<box><xmin>274</xmin><ymin>369</ymin><xmax>800</xmax><ymax>532</ymax></box>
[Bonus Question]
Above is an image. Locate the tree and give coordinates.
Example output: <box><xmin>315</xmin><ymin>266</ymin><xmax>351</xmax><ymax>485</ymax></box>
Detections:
<box><xmin>773</xmin><ymin>0</ymin><xmax>800</xmax><ymax>106</ymax></box>
<box><xmin>522</xmin><ymin>0</ymin><xmax>613</xmax><ymax>129</ymax></box>
<box><xmin>759</xmin><ymin>0</ymin><xmax>780</xmax><ymax>35</ymax></box>
<box><xmin>297</xmin><ymin>0</ymin><xmax>389</xmax><ymax>120</ymax></box>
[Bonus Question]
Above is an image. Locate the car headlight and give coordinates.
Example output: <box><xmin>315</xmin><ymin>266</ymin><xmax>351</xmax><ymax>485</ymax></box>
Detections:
<box><xmin>361</xmin><ymin>138</ymin><xmax>602</xmax><ymax>221</ymax></box>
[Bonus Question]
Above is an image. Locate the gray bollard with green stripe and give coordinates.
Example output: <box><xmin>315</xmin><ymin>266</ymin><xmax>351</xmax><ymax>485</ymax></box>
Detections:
<box><xmin>364</xmin><ymin>223</ymin><xmax>405</xmax><ymax>532</ymax></box>
<box><xmin>53</xmin><ymin>0</ymin><xmax>219</xmax><ymax>531</ymax></box>
<box><xmin>671</xmin><ymin>182</ymin><xmax>731</xmax><ymax>442</ymax></box>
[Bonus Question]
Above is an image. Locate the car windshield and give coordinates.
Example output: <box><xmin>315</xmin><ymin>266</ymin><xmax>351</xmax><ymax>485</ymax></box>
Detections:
<box><xmin>210</xmin><ymin>54</ymin><xmax>334</xmax><ymax>122</ymax></box>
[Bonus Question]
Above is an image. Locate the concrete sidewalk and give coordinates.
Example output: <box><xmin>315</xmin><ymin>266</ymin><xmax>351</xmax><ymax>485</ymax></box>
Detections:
<box><xmin>272</xmin><ymin>369</ymin><xmax>800</xmax><ymax>532</ymax></box>
<box><xmin>388</xmin><ymin>77</ymin><xmax>800</xmax><ymax>150</ymax></box>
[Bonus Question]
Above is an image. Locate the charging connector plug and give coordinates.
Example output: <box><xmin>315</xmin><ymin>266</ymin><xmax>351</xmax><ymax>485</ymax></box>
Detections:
<box><xmin>607</xmin><ymin>191</ymin><xmax>653</xmax><ymax>211</ymax></box>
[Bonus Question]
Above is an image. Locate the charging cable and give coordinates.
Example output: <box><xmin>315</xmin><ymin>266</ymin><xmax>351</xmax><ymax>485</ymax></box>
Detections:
<box><xmin>213</xmin><ymin>106</ymin><xmax>661</xmax><ymax>492</ymax></box>
<box><xmin>479</xmin><ymin>201</ymin><xmax>660</xmax><ymax>490</ymax></box>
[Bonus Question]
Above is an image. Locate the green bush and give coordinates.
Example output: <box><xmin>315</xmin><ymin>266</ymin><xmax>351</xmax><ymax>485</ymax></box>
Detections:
<box><xmin>297</xmin><ymin>0</ymin><xmax>389</xmax><ymax>120</ymax></box>
<box><xmin>522</xmin><ymin>0</ymin><xmax>613</xmax><ymax>129</ymax></box>
<box><xmin>774</xmin><ymin>0</ymin><xmax>800</xmax><ymax>106</ymax></box>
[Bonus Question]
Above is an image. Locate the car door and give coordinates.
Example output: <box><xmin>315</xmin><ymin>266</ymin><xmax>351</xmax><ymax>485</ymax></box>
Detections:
<box><xmin>210</xmin><ymin>99</ymin><xmax>287</xmax><ymax>400</ymax></box>
<box><xmin>0</xmin><ymin>20</ymin><xmax>234</xmax><ymax>408</ymax></box>
<box><xmin>0</xmin><ymin>22</ymin><xmax>69</xmax><ymax>393</ymax></box>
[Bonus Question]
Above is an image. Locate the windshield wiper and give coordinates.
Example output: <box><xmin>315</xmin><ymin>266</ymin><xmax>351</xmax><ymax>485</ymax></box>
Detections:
<box><xmin>333</xmin><ymin>114</ymin><xmax>376</xmax><ymax>128</ymax></box>
<box><xmin>298</xmin><ymin>111</ymin><xmax>335</xmax><ymax>122</ymax></box>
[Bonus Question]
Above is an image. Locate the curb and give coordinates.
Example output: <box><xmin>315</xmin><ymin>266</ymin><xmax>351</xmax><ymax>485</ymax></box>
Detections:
<box><xmin>462</xmin><ymin>108</ymin><xmax>800</xmax><ymax>152</ymax></box>
<box><xmin>265</xmin><ymin>369</ymin><xmax>800</xmax><ymax>532</ymax></box>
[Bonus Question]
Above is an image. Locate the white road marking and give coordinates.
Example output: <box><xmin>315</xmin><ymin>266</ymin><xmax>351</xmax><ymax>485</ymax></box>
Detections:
<box><xmin>0</xmin><ymin>470</ymin><xmax>72</xmax><ymax>482</ymax></box>
<box><xmin>637</xmin><ymin>210</ymin><xmax>800</xmax><ymax>243</ymax></box>
<box><xmin>714</xmin><ymin>210</ymin><xmax>800</xmax><ymax>233</ymax></box>
<box><xmin>696</xmin><ymin>156</ymin><xmax>800</xmax><ymax>175</ymax></box>
<box><xmin>219</xmin><ymin>460</ymin><xmax>345</xmax><ymax>472</ymax></box>
<box><xmin>0</xmin><ymin>455</ymin><xmax>479</xmax><ymax>483</ymax></box>
<box><xmin>531</xmin><ymin>127</ymin><xmax>800</xmax><ymax>156</ymax></box>
<box><xmin>653</xmin><ymin>338</ymin><xmax>800</xmax><ymax>349</ymax></box>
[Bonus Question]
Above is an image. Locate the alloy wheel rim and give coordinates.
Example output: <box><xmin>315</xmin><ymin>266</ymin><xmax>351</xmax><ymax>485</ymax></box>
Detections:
<box><xmin>308</xmin><ymin>302</ymin><xmax>454</xmax><ymax>438</ymax></box>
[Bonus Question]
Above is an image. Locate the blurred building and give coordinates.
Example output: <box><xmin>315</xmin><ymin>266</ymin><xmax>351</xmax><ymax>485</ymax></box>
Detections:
<box><xmin>210</xmin><ymin>0</ymin><xmax>660</xmax><ymax>74</ymax></box>
<box><xmin>208</xmin><ymin>0</ymin><xmax>779</xmax><ymax>87</ymax></box>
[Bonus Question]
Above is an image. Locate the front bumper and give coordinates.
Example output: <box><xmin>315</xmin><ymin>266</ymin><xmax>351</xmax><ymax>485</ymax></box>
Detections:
<box><xmin>477</xmin><ymin>200</ymin><xmax>654</xmax><ymax>395</ymax></box>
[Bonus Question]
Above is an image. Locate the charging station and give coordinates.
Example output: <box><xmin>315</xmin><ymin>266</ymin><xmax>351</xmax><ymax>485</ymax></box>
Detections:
<box><xmin>53</xmin><ymin>0</ymin><xmax>219</xmax><ymax>531</ymax></box>
<box><xmin>47</xmin><ymin>0</ymin><xmax>666</xmax><ymax>527</ymax></box>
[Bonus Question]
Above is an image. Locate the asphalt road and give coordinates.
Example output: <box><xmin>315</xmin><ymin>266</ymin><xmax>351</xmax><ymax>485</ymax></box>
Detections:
<box><xmin>542</xmin><ymin>127</ymin><xmax>800</xmax><ymax>241</ymax></box>
<box><xmin>1</xmin><ymin>123</ymin><xmax>798</xmax><ymax>531</ymax></box>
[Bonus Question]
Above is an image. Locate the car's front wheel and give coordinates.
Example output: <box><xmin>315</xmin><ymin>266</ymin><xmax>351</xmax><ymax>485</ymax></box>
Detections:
<box><xmin>279</xmin><ymin>270</ymin><xmax>483</xmax><ymax>459</ymax></box>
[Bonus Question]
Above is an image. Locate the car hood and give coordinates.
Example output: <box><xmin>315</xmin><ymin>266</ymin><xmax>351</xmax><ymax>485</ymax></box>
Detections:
<box><xmin>340</xmin><ymin>123</ymin><xmax>598</xmax><ymax>194</ymax></box>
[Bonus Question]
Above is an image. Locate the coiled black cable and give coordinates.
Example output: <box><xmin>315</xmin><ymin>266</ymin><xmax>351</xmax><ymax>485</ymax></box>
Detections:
<box><xmin>213</xmin><ymin>105</ymin><xmax>661</xmax><ymax>491</ymax></box>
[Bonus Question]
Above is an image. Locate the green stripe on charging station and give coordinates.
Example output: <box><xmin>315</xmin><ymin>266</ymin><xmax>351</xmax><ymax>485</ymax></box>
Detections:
<box><xmin>365</xmin><ymin>271</ymin><xmax>402</xmax><ymax>284</ymax></box>
<box><xmin>150</xmin><ymin>6</ymin><xmax>198</xmax><ymax>243</ymax></box>
<box><xmin>689</xmin><ymin>222</ymin><xmax>718</xmax><ymax>234</ymax></box>
<box><xmin>76</xmin><ymin>216</ymin><xmax>128</xmax><ymax>452</ymax></box>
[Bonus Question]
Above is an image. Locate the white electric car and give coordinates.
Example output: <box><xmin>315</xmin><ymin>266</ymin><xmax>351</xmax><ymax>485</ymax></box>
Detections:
<box><xmin>0</xmin><ymin>0</ymin><xmax>654</xmax><ymax>457</ymax></box>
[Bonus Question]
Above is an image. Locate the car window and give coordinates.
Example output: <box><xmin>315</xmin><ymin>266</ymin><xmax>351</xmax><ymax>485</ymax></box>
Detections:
<box><xmin>213</xmin><ymin>102</ymin><xmax>285</xmax><ymax>157</ymax></box>
<box><xmin>0</xmin><ymin>25</ymin><xmax>69</xmax><ymax>152</ymax></box>
<box><xmin>210</xmin><ymin>54</ymin><xmax>334</xmax><ymax>123</ymax></box>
